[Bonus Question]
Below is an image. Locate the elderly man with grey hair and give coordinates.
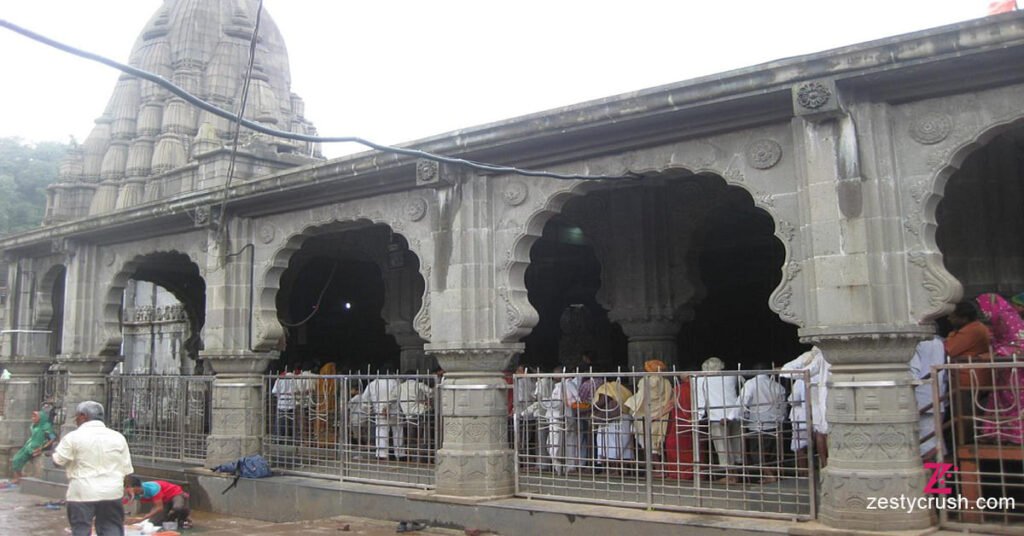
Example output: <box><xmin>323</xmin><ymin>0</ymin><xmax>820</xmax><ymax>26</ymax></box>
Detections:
<box><xmin>695</xmin><ymin>357</ymin><xmax>743</xmax><ymax>484</ymax></box>
<box><xmin>52</xmin><ymin>400</ymin><xmax>134</xmax><ymax>536</ymax></box>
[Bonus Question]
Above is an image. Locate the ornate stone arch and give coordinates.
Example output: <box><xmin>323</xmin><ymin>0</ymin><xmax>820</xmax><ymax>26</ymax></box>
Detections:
<box><xmin>252</xmin><ymin>193</ymin><xmax>435</xmax><ymax>352</ymax></box>
<box><xmin>495</xmin><ymin>145</ymin><xmax>805</xmax><ymax>343</ymax></box>
<box><xmin>898</xmin><ymin>85</ymin><xmax>1024</xmax><ymax>320</ymax></box>
<box><xmin>32</xmin><ymin>262</ymin><xmax>67</xmax><ymax>331</ymax></box>
<box><xmin>98</xmin><ymin>250</ymin><xmax>204</xmax><ymax>357</ymax></box>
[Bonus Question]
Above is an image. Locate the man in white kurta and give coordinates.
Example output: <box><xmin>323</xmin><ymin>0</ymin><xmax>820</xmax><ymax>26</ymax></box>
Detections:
<box><xmin>531</xmin><ymin>375</ymin><xmax>556</xmax><ymax>469</ymax></box>
<box><xmin>53</xmin><ymin>400</ymin><xmax>134</xmax><ymax>536</ymax></box>
<box><xmin>397</xmin><ymin>377</ymin><xmax>433</xmax><ymax>459</ymax></box>
<box><xmin>739</xmin><ymin>372</ymin><xmax>786</xmax><ymax>481</ymax></box>
<box><xmin>695</xmin><ymin>358</ymin><xmax>743</xmax><ymax>481</ymax></box>
<box><xmin>363</xmin><ymin>377</ymin><xmax>402</xmax><ymax>459</ymax></box>
<box><xmin>782</xmin><ymin>346</ymin><xmax>830</xmax><ymax>465</ymax></box>
<box><xmin>545</xmin><ymin>374</ymin><xmax>580</xmax><ymax>474</ymax></box>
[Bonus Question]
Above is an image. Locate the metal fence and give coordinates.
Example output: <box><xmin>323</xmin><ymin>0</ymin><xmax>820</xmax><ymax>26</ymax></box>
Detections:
<box><xmin>106</xmin><ymin>375</ymin><xmax>214</xmax><ymax>464</ymax></box>
<box><xmin>40</xmin><ymin>370</ymin><xmax>68</xmax><ymax>427</ymax></box>
<box><xmin>262</xmin><ymin>373</ymin><xmax>440</xmax><ymax>488</ymax></box>
<box><xmin>933</xmin><ymin>358</ymin><xmax>1023</xmax><ymax>533</ymax></box>
<box><xmin>513</xmin><ymin>369</ymin><xmax>816</xmax><ymax>520</ymax></box>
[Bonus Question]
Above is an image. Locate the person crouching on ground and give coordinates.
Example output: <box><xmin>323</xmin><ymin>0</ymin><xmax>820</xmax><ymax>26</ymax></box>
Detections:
<box><xmin>52</xmin><ymin>400</ymin><xmax>133</xmax><ymax>536</ymax></box>
<box><xmin>124</xmin><ymin>477</ymin><xmax>192</xmax><ymax>528</ymax></box>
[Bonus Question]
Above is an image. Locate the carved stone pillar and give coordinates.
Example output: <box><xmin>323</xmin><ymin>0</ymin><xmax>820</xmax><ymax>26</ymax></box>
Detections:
<box><xmin>58</xmin><ymin>356</ymin><xmax>119</xmax><ymax>436</ymax></box>
<box><xmin>804</xmin><ymin>327</ymin><xmax>932</xmax><ymax>530</ymax></box>
<box><xmin>0</xmin><ymin>357</ymin><xmax>51</xmax><ymax>446</ymax></box>
<box><xmin>381</xmin><ymin>245</ymin><xmax>427</xmax><ymax>373</ymax></box>
<box><xmin>392</xmin><ymin>329</ymin><xmax>428</xmax><ymax>372</ymax></box>
<box><xmin>429</xmin><ymin>345</ymin><xmax>517</xmax><ymax>498</ymax></box>
<box><xmin>202</xmin><ymin>351</ymin><xmax>275</xmax><ymax>466</ymax></box>
<box><xmin>614</xmin><ymin>312</ymin><xmax>689</xmax><ymax>371</ymax></box>
<box><xmin>567</xmin><ymin>187</ymin><xmax>711</xmax><ymax>371</ymax></box>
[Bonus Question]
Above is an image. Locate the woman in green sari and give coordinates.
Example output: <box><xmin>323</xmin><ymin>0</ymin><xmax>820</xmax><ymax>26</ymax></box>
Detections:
<box><xmin>5</xmin><ymin>407</ymin><xmax>58</xmax><ymax>486</ymax></box>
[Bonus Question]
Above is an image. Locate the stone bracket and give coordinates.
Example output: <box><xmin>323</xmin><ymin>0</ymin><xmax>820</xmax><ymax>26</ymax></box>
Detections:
<box><xmin>793</xmin><ymin>79</ymin><xmax>844</xmax><ymax>122</ymax></box>
<box><xmin>415</xmin><ymin>159</ymin><xmax>457</xmax><ymax>188</ymax></box>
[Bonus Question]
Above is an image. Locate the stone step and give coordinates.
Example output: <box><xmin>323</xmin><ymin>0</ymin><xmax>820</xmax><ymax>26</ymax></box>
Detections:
<box><xmin>18</xmin><ymin>476</ymin><xmax>66</xmax><ymax>499</ymax></box>
<box><xmin>41</xmin><ymin>465</ymin><xmax>68</xmax><ymax>484</ymax></box>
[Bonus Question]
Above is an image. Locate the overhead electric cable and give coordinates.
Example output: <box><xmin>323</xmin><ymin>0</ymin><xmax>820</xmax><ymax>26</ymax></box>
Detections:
<box><xmin>0</xmin><ymin>19</ymin><xmax>642</xmax><ymax>183</ymax></box>
<box><xmin>216</xmin><ymin>0</ymin><xmax>264</xmax><ymax>263</ymax></box>
<box><xmin>221</xmin><ymin>0</ymin><xmax>264</xmax><ymax>226</ymax></box>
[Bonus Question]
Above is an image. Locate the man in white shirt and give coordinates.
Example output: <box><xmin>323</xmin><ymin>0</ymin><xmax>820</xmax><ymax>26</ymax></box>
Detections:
<box><xmin>543</xmin><ymin>367</ymin><xmax>579</xmax><ymax>474</ymax></box>
<box><xmin>738</xmin><ymin>366</ymin><xmax>787</xmax><ymax>483</ymax></box>
<box><xmin>363</xmin><ymin>377</ymin><xmax>402</xmax><ymax>460</ymax></box>
<box><xmin>52</xmin><ymin>400</ymin><xmax>134</xmax><ymax>536</ymax></box>
<box><xmin>512</xmin><ymin>365</ymin><xmax>537</xmax><ymax>464</ymax></box>
<box><xmin>531</xmin><ymin>374</ymin><xmax>556</xmax><ymax>469</ymax></box>
<box><xmin>695</xmin><ymin>357</ymin><xmax>743</xmax><ymax>483</ymax></box>
<box><xmin>397</xmin><ymin>373</ymin><xmax>433</xmax><ymax>460</ymax></box>
<box><xmin>271</xmin><ymin>372</ymin><xmax>297</xmax><ymax>440</ymax></box>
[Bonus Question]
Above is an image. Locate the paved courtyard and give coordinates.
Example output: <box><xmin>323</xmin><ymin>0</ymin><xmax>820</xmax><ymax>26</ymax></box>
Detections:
<box><xmin>0</xmin><ymin>489</ymin><xmax>470</xmax><ymax>535</ymax></box>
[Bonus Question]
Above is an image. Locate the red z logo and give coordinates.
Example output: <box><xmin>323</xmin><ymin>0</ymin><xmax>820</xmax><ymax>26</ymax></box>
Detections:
<box><xmin>923</xmin><ymin>462</ymin><xmax>956</xmax><ymax>495</ymax></box>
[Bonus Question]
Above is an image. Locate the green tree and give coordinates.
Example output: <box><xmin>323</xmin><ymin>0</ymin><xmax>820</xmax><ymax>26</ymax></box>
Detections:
<box><xmin>0</xmin><ymin>137</ymin><xmax>67</xmax><ymax>236</ymax></box>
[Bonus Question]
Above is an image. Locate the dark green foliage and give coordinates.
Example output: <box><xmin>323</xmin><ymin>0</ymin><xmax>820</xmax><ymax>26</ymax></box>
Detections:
<box><xmin>0</xmin><ymin>137</ymin><xmax>67</xmax><ymax>235</ymax></box>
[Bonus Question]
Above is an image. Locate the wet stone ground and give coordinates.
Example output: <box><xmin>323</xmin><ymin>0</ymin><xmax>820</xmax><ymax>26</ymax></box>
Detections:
<box><xmin>0</xmin><ymin>489</ymin><xmax>470</xmax><ymax>535</ymax></box>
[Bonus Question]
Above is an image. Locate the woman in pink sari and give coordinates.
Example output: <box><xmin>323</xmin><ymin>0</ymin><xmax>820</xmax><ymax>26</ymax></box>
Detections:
<box><xmin>975</xmin><ymin>293</ymin><xmax>1024</xmax><ymax>443</ymax></box>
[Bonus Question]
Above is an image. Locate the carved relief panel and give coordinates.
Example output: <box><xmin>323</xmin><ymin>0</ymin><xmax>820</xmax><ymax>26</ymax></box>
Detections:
<box><xmin>892</xmin><ymin>84</ymin><xmax>1024</xmax><ymax>320</ymax></box>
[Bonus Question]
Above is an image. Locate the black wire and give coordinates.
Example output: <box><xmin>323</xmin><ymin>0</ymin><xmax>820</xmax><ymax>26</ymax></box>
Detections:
<box><xmin>221</xmin><ymin>0</ymin><xmax>263</xmax><ymax>222</ymax></box>
<box><xmin>0</xmin><ymin>19</ymin><xmax>642</xmax><ymax>183</ymax></box>
<box><xmin>218</xmin><ymin>0</ymin><xmax>264</xmax><ymax>259</ymax></box>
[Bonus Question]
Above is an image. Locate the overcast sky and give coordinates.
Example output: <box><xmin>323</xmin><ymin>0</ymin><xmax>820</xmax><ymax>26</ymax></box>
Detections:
<box><xmin>0</xmin><ymin>1</ymin><xmax>996</xmax><ymax>158</ymax></box>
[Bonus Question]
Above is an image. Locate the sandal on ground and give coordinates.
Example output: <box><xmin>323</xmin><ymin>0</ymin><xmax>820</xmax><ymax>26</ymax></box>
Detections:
<box><xmin>396</xmin><ymin>521</ymin><xmax>427</xmax><ymax>532</ymax></box>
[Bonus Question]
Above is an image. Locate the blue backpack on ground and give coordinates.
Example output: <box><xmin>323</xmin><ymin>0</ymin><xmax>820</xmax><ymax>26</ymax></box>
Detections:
<box><xmin>211</xmin><ymin>454</ymin><xmax>271</xmax><ymax>494</ymax></box>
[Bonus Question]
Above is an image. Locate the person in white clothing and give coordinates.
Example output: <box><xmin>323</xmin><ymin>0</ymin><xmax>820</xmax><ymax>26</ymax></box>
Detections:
<box><xmin>787</xmin><ymin>376</ymin><xmax>810</xmax><ymax>455</ymax></box>
<box><xmin>543</xmin><ymin>368</ymin><xmax>579</xmax><ymax>474</ymax></box>
<box><xmin>363</xmin><ymin>377</ymin><xmax>403</xmax><ymax>460</ymax></box>
<box><xmin>738</xmin><ymin>366</ymin><xmax>787</xmax><ymax>483</ymax></box>
<box><xmin>52</xmin><ymin>400</ymin><xmax>134</xmax><ymax>536</ymax></box>
<box><xmin>782</xmin><ymin>346</ymin><xmax>830</xmax><ymax>467</ymax></box>
<box><xmin>512</xmin><ymin>366</ymin><xmax>538</xmax><ymax>463</ymax></box>
<box><xmin>346</xmin><ymin>382</ymin><xmax>371</xmax><ymax>445</ymax></box>
<box><xmin>695</xmin><ymin>357</ymin><xmax>743</xmax><ymax>483</ymax></box>
<box><xmin>910</xmin><ymin>336</ymin><xmax>947</xmax><ymax>457</ymax></box>
<box><xmin>397</xmin><ymin>374</ymin><xmax>433</xmax><ymax>460</ymax></box>
<box><xmin>531</xmin><ymin>374</ymin><xmax>556</xmax><ymax>469</ymax></box>
<box><xmin>271</xmin><ymin>372</ymin><xmax>298</xmax><ymax>440</ymax></box>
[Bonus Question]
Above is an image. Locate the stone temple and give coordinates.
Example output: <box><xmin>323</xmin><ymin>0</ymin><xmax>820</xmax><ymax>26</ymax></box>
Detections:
<box><xmin>2</xmin><ymin>1</ymin><xmax>1023</xmax><ymax>533</ymax></box>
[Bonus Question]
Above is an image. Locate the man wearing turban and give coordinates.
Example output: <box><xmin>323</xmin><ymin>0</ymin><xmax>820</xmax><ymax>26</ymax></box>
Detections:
<box><xmin>625</xmin><ymin>359</ymin><xmax>674</xmax><ymax>471</ymax></box>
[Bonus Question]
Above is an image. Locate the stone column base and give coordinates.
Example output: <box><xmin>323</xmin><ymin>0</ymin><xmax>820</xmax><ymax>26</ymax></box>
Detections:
<box><xmin>820</xmin><ymin>467</ymin><xmax>932</xmax><ymax>530</ymax></box>
<box><xmin>436</xmin><ymin>449</ymin><xmax>514</xmax><ymax>498</ymax></box>
<box><xmin>429</xmin><ymin>344</ymin><xmax>519</xmax><ymax>500</ymax></box>
<box><xmin>206</xmin><ymin>435</ymin><xmax>263</xmax><ymax>466</ymax></box>
<box><xmin>203</xmin><ymin>370</ymin><xmax>268</xmax><ymax>466</ymax></box>
<box><xmin>803</xmin><ymin>327</ymin><xmax>934</xmax><ymax>531</ymax></box>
